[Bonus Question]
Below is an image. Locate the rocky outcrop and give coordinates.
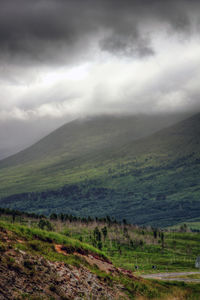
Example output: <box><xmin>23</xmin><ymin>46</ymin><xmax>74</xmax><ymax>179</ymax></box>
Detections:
<box><xmin>0</xmin><ymin>247</ymin><xmax>128</xmax><ymax>299</ymax></box>
<box><xmin>0</xmin><ymin>227</ymin><xmax>128</xmax><ymax>300</ymax></box>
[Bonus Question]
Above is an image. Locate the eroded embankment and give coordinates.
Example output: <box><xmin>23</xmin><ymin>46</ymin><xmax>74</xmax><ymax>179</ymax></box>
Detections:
<box><xmin>0</xmin><ymin>226</ymin><xmax>129</xmax><ymax>299</ymax></box>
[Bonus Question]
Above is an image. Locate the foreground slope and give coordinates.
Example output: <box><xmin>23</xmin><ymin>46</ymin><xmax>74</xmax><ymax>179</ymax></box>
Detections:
<box><xmin>1</xmin><ymin>216</ymin><xmax>200</xmax><ymax>300</ymax></box>
<box><xmin>0</xmin><ymin>113</ymin><xmax>200</xmax><ymax>226</ymax></box>
<box><xmin>0</xmin><ymin>221</ymin><xmax>136</xmax><ymax>299</ymax></box>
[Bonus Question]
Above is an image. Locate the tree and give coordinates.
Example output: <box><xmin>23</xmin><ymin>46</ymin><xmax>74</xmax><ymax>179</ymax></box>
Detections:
<box><xmin>97</xmin><ymin>241</ymin><xmax>102</xmax><ymax>250</ymax></box>
<box><xmin>50</xmin><ymin>213</ymin><xmax>57</xmax><ymax>220</ymax></box>
<box><xmin>59</xmin><ymin>213</ymin><xmax>65</xmax><ymax>222</ymax></box>
<box><xmin>153</xmin><ymin>229</ymin><xmax>158</xmax><ymax>239</ymax></box>
<box><xmin>38</xmin><ymin>219</ymin><xmax>53</xmax><ymax>231</ymax></box>
<box><xmin>94</xmin><ymin>227</ymin><xmax>101</xmax><ymax>242</ymax></box>
<box><xmin>12</xmin><ymin>212</ymin><xmax>16</xmax><ymax>223</ymax></box>
<box><xmin>161</xmin><ymin>232</ymin><xmax>164</xmax><ymax>249</ymax></box>
<box><xmin>180</xmin><ymin>223</ymin><xmax>188</xmax><ymax>233</ymax></box>
<box><xmin>101</xmin><ymin>226</ymin><xmax>108</xmax><ymax>241</ymax></box>
<box><xmin>123</xmin><ymin>219</ymin><xmax>127</xmax><ymax>225</ymax></box>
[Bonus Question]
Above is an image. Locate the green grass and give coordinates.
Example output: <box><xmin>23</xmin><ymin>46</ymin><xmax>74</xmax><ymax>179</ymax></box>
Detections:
<box><xmin>59</xmin><ymin>223</ymin><xmax>200</xmax><ymax>274</ymax></box>
<box><xmin>2</xmin><ymin>215</ymin><xmax>200</xmax><ymax>275</ymax></box>
<box><xmin>1</xmin><ymin>217</ymin><xmax>200</xmax><ymax>299</ymax></box>
<box><xmin>0</xmin><ymin>220</ymin><xmax>107</xmax><ymax>260</ymax></box>
<box><xmin>170</xmin><ymin>221</ymin><xmax>200</xmax><ymax>231</ymax></box>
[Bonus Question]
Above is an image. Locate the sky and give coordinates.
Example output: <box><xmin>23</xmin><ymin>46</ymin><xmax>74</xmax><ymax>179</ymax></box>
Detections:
<box><xmin>0</xmin><ymin>0</ymin><xmax>200</xmax><ymax>157</ymax></box>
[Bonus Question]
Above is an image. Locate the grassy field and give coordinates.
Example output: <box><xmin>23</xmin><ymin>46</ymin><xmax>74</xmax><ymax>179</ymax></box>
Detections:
<box><xmin>1</xmin><ymin>212</ymin><xmax>200</xmax><ymax>275</ymax></box>
<box><xmin>1</xmin><ymin>213</ymin><xmax>200</xmax><ymax>299</ymax></box>
<box><xmin>56</xmin><ymin>221</ymin><xmax>200</xmax><ymax>274</ymax></box>
<box><xmin>170</xmin><ymin>220</ymin><xmax>200</xmax><ymax>231</ymax></box>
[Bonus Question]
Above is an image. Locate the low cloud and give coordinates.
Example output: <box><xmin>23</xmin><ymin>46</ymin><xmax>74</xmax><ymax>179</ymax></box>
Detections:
<box><xmin>0</xmin><ymin>0</ymin><xmax>200</xmax><ymax>156</ymax></box>
<box><xmin>1</xmin><ymin>35</ymin><xmax>200</xmax><ymax>122</ymax></box>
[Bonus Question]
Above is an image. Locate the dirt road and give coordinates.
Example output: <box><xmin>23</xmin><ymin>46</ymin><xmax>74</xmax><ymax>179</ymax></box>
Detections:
<box><xmin>141</xmin><ymin>271</ymin><xmax>200</xmax><ymax>283</ymax></box>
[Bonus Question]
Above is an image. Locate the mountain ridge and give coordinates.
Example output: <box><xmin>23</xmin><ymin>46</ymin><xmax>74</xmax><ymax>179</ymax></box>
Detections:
<box><xmin>0</xmin><ymin>113</ymin><xmax>189</xmax><ymax>168</ymax></box>
<box><xmin>0</xmin><ymin>112</ymin><xmax>200</xmax><ymax>226</ymax></box>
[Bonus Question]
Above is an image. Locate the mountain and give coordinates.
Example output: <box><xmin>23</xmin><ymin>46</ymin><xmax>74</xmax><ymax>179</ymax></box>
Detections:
<box><xmin>0</xmin><ymin>113</ymin><xmax>199</xmax><ymax>226</ymax></box>
<box><xmin>0</xmin><ymin>113</ymin><xmax>184</xmax><ymax>193</ymax></box>
<box><xmin>0</xmin><ymin>113</ymin><xmax>185</xmax><ymax>168</ymax></box>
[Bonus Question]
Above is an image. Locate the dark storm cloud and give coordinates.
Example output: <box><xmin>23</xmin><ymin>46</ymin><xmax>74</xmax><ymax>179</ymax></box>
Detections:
<box><xmin>0</xmin><ymin>0</ymin><xmax>199</xmax><ymax>66</ymax></box>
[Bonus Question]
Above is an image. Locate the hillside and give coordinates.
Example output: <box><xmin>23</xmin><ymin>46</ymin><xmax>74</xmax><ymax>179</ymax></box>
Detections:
<box><xmin>0</xmin><ymin>220</ymin><xmax>140</xmax><ymax>299</ymax></box>
<box><xmin>1</xmin><ymin>212</ymin><xmax>200</xmax><ymax>299</ymax></box>
<box><xmin>0</xmin><ymin>113</ymin><xmax>184</xmax><ymax>168</ymax></box>
<box><xmin>0</xmin><ymin>113</ymin><xmax>200</xmax><ymax>226</ymax></box>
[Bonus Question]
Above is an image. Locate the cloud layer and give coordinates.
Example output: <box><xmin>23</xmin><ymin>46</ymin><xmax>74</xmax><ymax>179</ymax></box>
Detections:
<box><xmin>0</xmin><ymin>0</ymin><xmax>199</xmax><ymax>65</ymax></box>
<box><xmin>0</xmin><ymin>0</ymin><xmax>200</xmax><ymax>122</ymax></box>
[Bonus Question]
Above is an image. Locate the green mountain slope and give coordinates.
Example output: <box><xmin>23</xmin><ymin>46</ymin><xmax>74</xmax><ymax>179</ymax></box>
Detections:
<box><xmin>0</xmin><ymin>113</ymin><xmax>199</xmax><ymax>227</ymax></box>
<box><xmin>0</xmin><ymin>114</ymin><xmax>184</xmax><ymax>195</ymax></box>
<box><xmin>0</xmin><ymin>114</ymin><xmax>184</xmax><ymax>168</ymax></box>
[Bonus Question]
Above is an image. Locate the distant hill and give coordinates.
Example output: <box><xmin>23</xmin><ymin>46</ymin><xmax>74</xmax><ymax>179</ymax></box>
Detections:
<box><xmin>0</xmin><ymin>113</ymin><xmax>185</xmax><ymax>168</ymax></box>
<box><xmin>0</xmin><ymin>112</ymin><xmax>199</xmax><ymax>227</ymax></box>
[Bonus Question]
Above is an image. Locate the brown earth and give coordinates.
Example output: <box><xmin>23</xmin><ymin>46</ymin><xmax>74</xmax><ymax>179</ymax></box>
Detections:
<box><xmin>55</xmin><ymin>244</ymin><xmax>136</xmax><ymax>279</ymax></box>
<box><xmin>0</xmin><ymin>228</ymin><xmax>129</xmax><ymax>299</ymax></box>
